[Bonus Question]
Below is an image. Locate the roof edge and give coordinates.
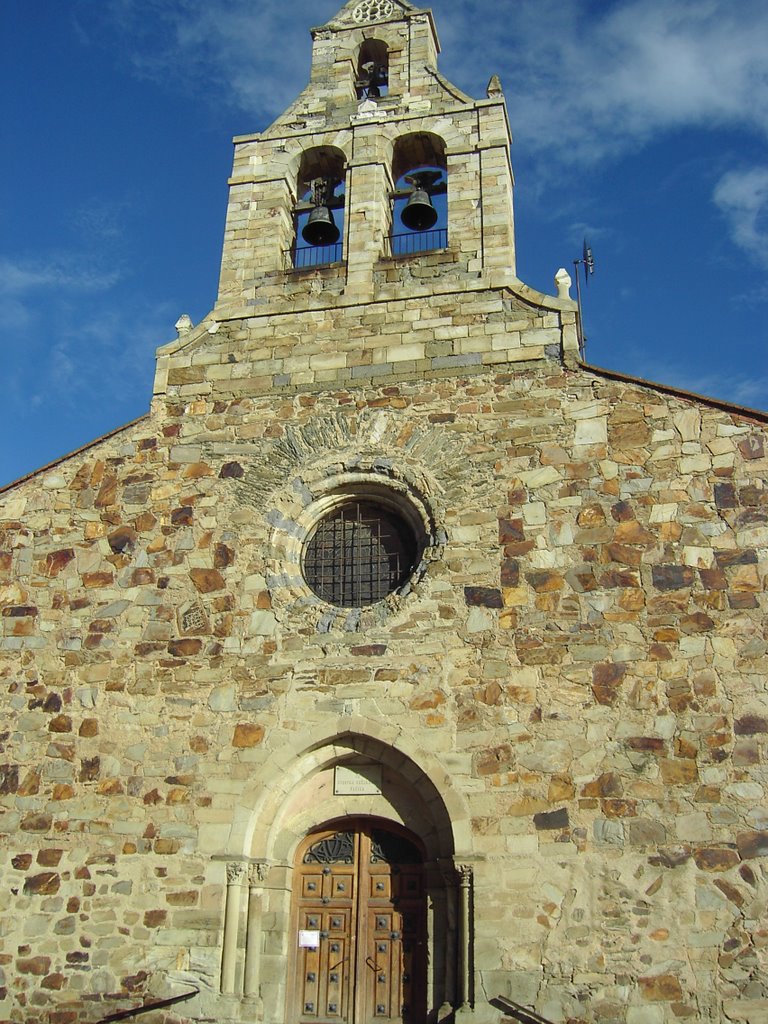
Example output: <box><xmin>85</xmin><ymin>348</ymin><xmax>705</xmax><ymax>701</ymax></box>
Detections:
<box><xmin>4</xmin><ymin>364</ymin><xmax>763</xmax><ymax>499</ymax></box>
<box><xmin>579</xmin><ymin>360</ymin><xmax>768</xmax><ymax>424</ymax></box>
<box><xmin>0</xmin><ymin>414</ymin><xmax>151</xmax><ymax>498</ymax></box>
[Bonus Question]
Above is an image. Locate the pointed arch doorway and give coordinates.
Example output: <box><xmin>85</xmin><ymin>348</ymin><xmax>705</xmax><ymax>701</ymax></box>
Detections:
<box><xmin>289</xmin><ymin>819</ymin><xmax>427</xmax><ymax>1024</ymax></box>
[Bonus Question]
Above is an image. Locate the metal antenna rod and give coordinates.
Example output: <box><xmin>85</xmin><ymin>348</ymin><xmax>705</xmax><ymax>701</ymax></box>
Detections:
<box><xmin>573</xmin><ymin>256</ymin><xmax>585</xmax><ymax>358</ymax></box>
<box><xmin>573</xmin><ymin>240</ymin><xmax>595</xmax><ymax>359</ymax></box>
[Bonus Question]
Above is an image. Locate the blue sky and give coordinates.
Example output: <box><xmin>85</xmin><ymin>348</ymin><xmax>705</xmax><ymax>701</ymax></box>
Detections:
<box><xmin>2</xmin><ymin>0</ymin><xmax>767</xmax><ymax>487</ymax></box>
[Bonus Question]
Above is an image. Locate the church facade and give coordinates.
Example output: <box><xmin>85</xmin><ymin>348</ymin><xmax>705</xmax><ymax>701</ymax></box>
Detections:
<box><xmin>1</xmin><ymin>3</ymin><xmax>767</xmax><ymax>1024</ymax></box>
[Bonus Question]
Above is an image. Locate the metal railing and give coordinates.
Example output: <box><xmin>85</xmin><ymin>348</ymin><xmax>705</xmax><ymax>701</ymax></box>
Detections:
<box><xmin>389</xmin><ymin>227</ymin><xmax>448</xmax><ymax>257</ymax></box>
<box><xmin>286</xmin><ymin>229</ymin><xmax>448</xmax><ymax>268</ymax></box>
<box><xmin>491</xmin><ymin>995</ymin><xmax>557</xmax><ymax>1024</ymax></box>
<box><xmin>289</xmin><ymin>241</ymin><xmax>344</xmax><ymax>269</ymax></box>
<box><xmin>94</xmin><ymin>986</ymin><xmax>199</xmax><ymax>1023</ymax></box>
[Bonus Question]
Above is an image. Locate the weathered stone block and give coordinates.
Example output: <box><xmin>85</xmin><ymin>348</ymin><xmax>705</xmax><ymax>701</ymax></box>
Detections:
<box><xmin>660</xmin><ymin>759</ymin><xmax>698</xmax><ymax>785</ymax></box>
<box><xmin>693</xmin><ymin>847</ymin><xmax>740</xmax><ymax>871</ymax></box>
<box><xmin>592</xmin><ymin>663</ymin><xmax>626</xmax><ymax>706</ymax></box>
<box><xmin>232</xmin><ymin>724</ymin><xmax>265</xmax><ymax>748</ymax></box>
<box><xmin>533</xmin><ymin>808</ymin><xmax>569</xmax><ymax>831</ymax></box>
<box><xmin>737</xmin><ymin>832</ymin><xmax>768</xmax><ymax>859</ymax></box>
<box><xmin>652</xmin><ymin>565</ymin><xmax>695</xmax><ymax>590</ymax></box>
<box><xmin>23</xmin><ymin>872</ymin><xmax>60</xmax><ymax>895</ymax></box>
<box><xmin>0</xmin><ymin>764</ymin><xmax>19</xmax><ymax>795</ymax></box>
<box><xmin>498</xmin><ymin>518</ymin><xmax>525</xmax><ymax>543</ymax></box>
<box><xmin>638</xmin><ymin>975</ymin><xmax>683</xmax><ymax>1001</ymax></box>
<box><xmin>16</xmin><ymin>957</ymin><xmax>51</xmax><ymax>976</ymax></box>
<box><xmin>474</xmin><ymin>744</ymin><xmax>514</xmax><ymax>776</ymax></box>
<box><xmin>735</xmin><ymin>715</ymin><xmax>768</xmax><ymax>735</ymax></box>
<box><xmin>464</xmin><ymin>587</ymin><xmax>503</xmax><ymax>608</ymax></box>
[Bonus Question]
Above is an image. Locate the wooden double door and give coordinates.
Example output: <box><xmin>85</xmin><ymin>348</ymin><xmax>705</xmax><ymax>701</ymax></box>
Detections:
<box><xmin>291</xmin><ymin>822</ymin><xmax>427</xmax><ymax>1024</ymax></box>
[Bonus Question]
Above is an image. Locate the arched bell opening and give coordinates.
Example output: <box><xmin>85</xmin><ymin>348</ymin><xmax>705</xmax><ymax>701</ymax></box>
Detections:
<box><xmin>293</xmin><ymin>146</ymin><xmax>347</xmax><ymax>270</ymax></box>
<box><xmin>356</xmin><ymin>39</ymin><xmax>389</xmax><ymax>99</ymax></box>
<box><xmin>391</xmin><ymin>133</ymin><xmax>448</xmax><ymax>257</ymax></box>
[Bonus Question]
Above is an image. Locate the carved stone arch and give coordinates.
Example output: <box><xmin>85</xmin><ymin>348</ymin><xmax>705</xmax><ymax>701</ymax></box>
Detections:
<box><xmin>284</xmin><ymin>136</ymin><xmax>352</xmax><ymax>185</ymax></box>
<box><xmin>290</xmin><ymin>143</ymin><xmax>351</xmax><ymax>266</ymax></box>
<box><xmin>355</xmin><ymin>37</ymin><xmax>390</xmax><ymax>98</ymax></box>
<box><xmin>217</xmin><ymin>723</ymin><xmax>475</xmax><ymax>1020</ymax></box>
<box><xmin>390</xmin><ymin>131</ymin><xmax>448</xmax><ymax>252</ymax></box>
<box><xmin>296</xmin><ymin>144</ymin><xmax>350</xmax><ymax>195</ymax></box>
<box><xmin>392</xmin><ymin>130</ymin><xmax>447</xmax><ymax>183</ymax></box>
<box><xmin>223</xmin><ymin>720</ymin><xmax>472</xmax><ymax>862</ymax></box>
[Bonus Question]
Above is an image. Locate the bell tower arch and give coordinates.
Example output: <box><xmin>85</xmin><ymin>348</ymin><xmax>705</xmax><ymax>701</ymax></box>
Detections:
<box><xmin>214</xmin><ymin>0</ymin><xmax>516</xmax><ymax>311</ymax></box>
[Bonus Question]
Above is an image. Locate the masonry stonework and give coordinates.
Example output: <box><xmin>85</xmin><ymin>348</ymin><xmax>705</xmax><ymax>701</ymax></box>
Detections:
<box><xmin>1</xmin><ymin>3</ymin><xmax>767</xmax><ymax>1024</ymax></box>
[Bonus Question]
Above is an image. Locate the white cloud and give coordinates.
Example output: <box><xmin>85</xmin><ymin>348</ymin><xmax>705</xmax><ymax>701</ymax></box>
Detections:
<box><xmin>713</xmin><ymin>167</ymin><xmax>768</xmax><ymax>267</ymax></box>
<box><xmin>439</xmin><ymin>0</ymin><xmax>768</xmax><ymax>164</ymax></box>
<box><xmin>0</xmin><ymin>256</ymin><xmax>120</xmax><ymax>296</ymax></box>
<box><xmin>2</xmin><ymin>295</ymin><xmax>170</xmax><ymax>418</ymax></box>
<box><xmin>76</xmin><ymin>0</ymin><xmax>768</xmax><ymax>162</ymax></box>
<box><xmin>612</xmin><ymin>351</ymin><xmax>768</xmax><ymax>412</ymax></box>
<box><xmin>74</xmin><ymin>0</ymin><xmax>334</xmax><ymax>116</ymax></box>
<box><xmin>0</xmin><ymin>255</ymin><xmax>122</xmax><ymax>345</ymax></box>
<box><xmin>67</xmin><ymin>0</ymin><xmax>768</xmax><ymax>276</ymax></box>
<box><xmin>0</xmin><ymin>252</ymin><xmax>153</xmax><ymax>423</ymax></box>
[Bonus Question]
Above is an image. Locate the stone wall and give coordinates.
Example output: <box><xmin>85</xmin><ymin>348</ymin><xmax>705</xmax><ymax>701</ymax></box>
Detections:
<box><xmin>2</xmin><ymin>3</ymin><xmax>767</xmax><ymax>1022</ymax></box>
<box><xmin>156</xmin><ymin>281</ymin><xmax>577</xmax><ymax>401</ymax></box>
<box><xmin>1</xmin><ymin>358</ymin><xmax>766</xmax><ymax>1024</ymax></box>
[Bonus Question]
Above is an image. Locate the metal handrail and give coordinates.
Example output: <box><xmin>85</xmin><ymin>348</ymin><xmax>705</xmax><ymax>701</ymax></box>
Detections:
<box><xmin>491</xmin><ymin>995</ymin><xmax>557</xmax><ymax>1024</ymax></box>
<box><xmin>287</xmin><ymin>241</ymin><xmax>344</xmax><ymax>269</ymax></box>
<box><xmin>389</xmin><ymin>228</ymin><xmax>448</xmax><ymax>256</ymax></box>
<box><xmin>94</xmin><ymin>986</ymin><xmax>199</xmax><ymax>1023</ymax></box>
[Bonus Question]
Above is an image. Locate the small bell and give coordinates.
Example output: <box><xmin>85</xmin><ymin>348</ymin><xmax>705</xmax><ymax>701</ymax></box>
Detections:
<box><xmin>302</xmin><ymin>206</ymin><xmax>340</xmax><ymax>247</ymax></box>
<box><xmin>401</xmin><ymin>189</ymin><xmax>437</xmax><ymax>232</ymax></box>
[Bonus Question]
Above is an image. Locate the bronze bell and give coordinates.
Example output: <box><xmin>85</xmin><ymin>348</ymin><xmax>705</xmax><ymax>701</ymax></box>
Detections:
<box><xmin>302</xmin><ymin>206</ymin><xmax>340</xmax><ymax>247</ymax></box>
<box><xmin>400</xmin><ymin>189</ymin><xmax>438</xmax><ymax>232</ymax></box>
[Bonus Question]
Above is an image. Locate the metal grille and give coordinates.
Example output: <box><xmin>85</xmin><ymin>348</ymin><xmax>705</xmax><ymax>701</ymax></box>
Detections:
<box><xmin>290</xmin><ymin>241</ymin><xmax>344</xmax><ymax>269</ymax></box>
<box><xmin>389</xmin><ymin>228</ymin><xmax>448</xmax><ymax>257</ymax></box>
<box><xmin>304</xmin><ymin>501</ymin><xmax>418</xmax><ymax>608</ymax></box>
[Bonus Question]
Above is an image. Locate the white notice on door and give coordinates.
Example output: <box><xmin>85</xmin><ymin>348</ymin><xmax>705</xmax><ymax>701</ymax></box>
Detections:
<box><xmin>299</xmin><ymin>930</ymin><xmax>320</xmax><ymax>948</ymax></box>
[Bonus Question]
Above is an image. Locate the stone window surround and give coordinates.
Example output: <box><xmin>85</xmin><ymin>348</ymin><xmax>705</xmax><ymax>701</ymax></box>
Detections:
<box><xmin>266</xmin><ymin>462</ymin><xmax>442</xmax><ymax>632</ymax></box>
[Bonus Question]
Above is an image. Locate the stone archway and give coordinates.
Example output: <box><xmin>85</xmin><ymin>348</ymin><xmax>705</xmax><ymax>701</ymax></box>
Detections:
<box><xmin>217</xmin><ymin>728</ymin><xmax>474</xmax><ymax>1024</ymax></box>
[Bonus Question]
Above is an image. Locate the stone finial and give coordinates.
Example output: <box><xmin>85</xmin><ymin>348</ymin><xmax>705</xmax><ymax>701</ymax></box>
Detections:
<box><xmin>555</xmin><ymin>268</ymin><xmax>572</xmax><ymax>299</ymax></box>
<box><xmin>486</xmin><ymin>75</ymin><xmax>503</xmax><ymax>98</ymax></box>
<box><xmin>175</xmin><ymin>314</ymin><xmax>193</xmax><ymax>337</ymax></box>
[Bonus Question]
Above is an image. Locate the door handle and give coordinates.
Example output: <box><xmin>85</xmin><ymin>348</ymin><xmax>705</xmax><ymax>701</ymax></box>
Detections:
<box><xmin>365</xmin><ymin>956</ymin><xmax>380</xmax><ymax>972</ymax></box>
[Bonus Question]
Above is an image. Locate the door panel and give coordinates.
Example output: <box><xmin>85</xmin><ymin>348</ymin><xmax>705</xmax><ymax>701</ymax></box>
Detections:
<box><xmin>292</xmin><ymin>822</ymin><xmax>426</xmax><ymax>1024</ymax></box>
<box><xmin>298</xmin><ymin>906</ymin><xmax>353</xmax><ymax>1023</ymax></box>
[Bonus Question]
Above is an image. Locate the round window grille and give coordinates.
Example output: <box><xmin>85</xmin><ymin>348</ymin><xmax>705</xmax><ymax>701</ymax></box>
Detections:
<box><xmin>352</xmin><ymin>1</ymin><xmax>395</xmax><ymax>24</ymax></box>
<box><xmin>303</xmin><ymin>500</ymin><xmax>420</xmax><ymax>608</ymax></box>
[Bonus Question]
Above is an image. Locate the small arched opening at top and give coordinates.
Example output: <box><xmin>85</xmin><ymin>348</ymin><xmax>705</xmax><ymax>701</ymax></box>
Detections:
<box><xmin>390</xmin><ymin>133</ymin><xmax>448</xmax><ymax>257</ymax></box>
<box><xmin>292</xmin><ymin>146</ymin><xmax>347</xmax><ymax>270</ymax></box>
<box><xmin>355</xmin><ymin>39</ymin><xmax>389</xmax><ymax>99</ymax></box>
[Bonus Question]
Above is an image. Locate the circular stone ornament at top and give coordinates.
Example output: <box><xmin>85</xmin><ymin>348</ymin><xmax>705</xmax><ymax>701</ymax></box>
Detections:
<box><xmin>352</xmin><ymin>0</ymin><xmax>395</xmax><ymax>23</ymax></box>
